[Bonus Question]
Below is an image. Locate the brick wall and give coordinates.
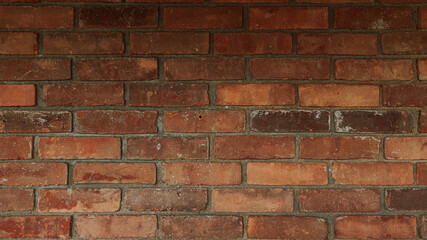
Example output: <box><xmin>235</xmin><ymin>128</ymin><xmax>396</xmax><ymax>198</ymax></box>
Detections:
<box><xmin>0</xmin><ymin>0</ymin><xmax>427</xmax><ymax>239</ymax></box>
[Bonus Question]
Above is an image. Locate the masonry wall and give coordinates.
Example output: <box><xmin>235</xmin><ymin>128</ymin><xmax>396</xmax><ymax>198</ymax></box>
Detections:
<box><xmin>0</xmin><ymin>0</ymin><xmax>427</xmax><ymax>239</ymax></box>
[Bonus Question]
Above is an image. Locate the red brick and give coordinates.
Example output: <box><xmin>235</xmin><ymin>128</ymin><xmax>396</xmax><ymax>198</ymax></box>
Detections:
<box><xmin>128</xmin><ymin>137</ymin><xmax>208</xmax><ymax>160</ymax></box>
<box><xmin>39</xmin><ymin>137</ymin><xmax>120</xmax><ymax>159</ymax></box>
<box><xmin>335</xmin><ymin>111</ymin><xmax>411</xmax><ymax>133</ymax></box>
<box><xmin>214</xmin><ymin>33</ymin><xmax>292</xmax><ymax>55</ymax></box>
<box><xmin>77</xmin><ymin>110</ymin><xmax>157</xmax><ymax>134</ymax></box>
<box><xmin>0</xmin><ymin>59</ymin><xmax>71</xmax><ymax>80</ymax></box>
<box><xmin>423</xmin><ymin>216</ymin><xmax>427</xmax><ymax>238</ymax></box>
<box><xmin>0</xmin><ymin>32</ymin><xmax>37</xmax><ymax>55</ymax></box>
<box><xmin>44</xmin><ymin>32</ymin><xmax>124</xmax><ymax>55</ymax></box>
<box><xmin>419</xmin><ymin>59</ymin><xmax>427</xmax><ymax>80</ymax></box>
<box><xmin>79</xmin><ymin>6</ymin><xmax>157</xmax><ymax>28</ymax></box>
<box><xmin>48</xmin><ymin>0</ymin><xmax>119</xmax><ymax>2</ymax></box>
<box><xmin>76</xmin><ymin>215</ymin><xmax>157</xmax><ymax>238</ymax></box>
<box><xmin>420</xmin><ymin>111</ymin><xmax>427</xmax><ymax>132</ymax></box>
<box><xmin>130</xmin><ymin>0</ymin><xmax>203</xmax><ymax>2</ymax></box>
<box><xmin>335</xmin><ymin>216</ymin><xmax>416</xmax><ymax>239</ymax></box>
<box><xmin>164</xmin><ymin>7</ymin><xmax>242</xmax><ymax>29</ymax></box>
<box><xmin>216</xmin><ymin>0</ymin><xmax>287</xmax><ymax>3</ymax></box>
<box><xmin>385</xmin><ymin>137</ymin><xmax>427</xmax><ymax>160</ymax></box>
<box><xmin>299</xmin><ymin>189</ymin><xmax>380</xmax><ymax>212</ymax></box>
<box><xmin>299</xmin><ymin>84</ymin><xmax>379</xmax><ymax>107</ymax></box>
<box><xmin>0</xmin><ymin>216</ymin><xmax>71</xmax><ymax>239</ymax></box>
<box><xmin>420</xmin><ymin>8</ymin><xmax>427</xmax><ymax>28</ymax></box>
<box><xmin>129</xmin><ymin>83</ymin><xmax>209</xmax><ymax>107</ymax></box>
<box><xmin>0</xmin><ymin>163</ymin><xmax>67</xmax><ymax>186</ymax></box>
<box><xmin>335</xmin><ymin>7</ymin><xmax>412</xmax><ymax>29</ymax></box>
<box><xmin>418</xmin><ymin>163</ymin><xmax>427</xmax><ymax>185</ymax></box>
<box><xmin>0</xmin><ymin>111</ymin><xmax>71</xmax><ymax>133</ymax></box>
<box><xmin>215</xmin><ymin>136</ymin><xmax>295</xmax><ymax>159</ymax></box>
<box><xmin>216</xmin><ymin>84</ymin><xmax>295</xmax><ymax>106</ymax></box>
<box><xmin>165</xmin><ymin>57</ymin><xmax>245</xmax><ymax>80</ymax></box>
<box><xmin>162</xmin><ymin>216</ymin><xmax>243</xmax><ymax>239</ymax></box>
<box><xmin>43</xmin><ymin>83</ymin><xmax>124</xmax><ymax>106</ymax></box>
<box><xmin>131</xmin><ymin>32</ymin><xmax>209</xmax><ymax>54</ymax></box>
<box><xmin>382</xmin><ymin>32</ymin><xmax>427</xmax><ymax>54</ymax></box>
<box><xmin>162</xmin><ymin>162</ymin><xmax>241</xmax><ymax>185</ymax></box>
<box><xmin>332</xmin><ymin>163</ymin><xmax>413</xmax><ymax>185</ymax></box>
<box><xmin>298</xmin><ymin>33</ymin><xmax>377</xmax><ymax>55</ymax></box>
<box><xmin>126</xmin><ymin>188</ymin><xmax>207</xmax><ymax>211</ymax></box>
<box><xmin>0</xmin><ymin>85</ymin><xmax>35</xmax><ymax>106</ymax></box>
<box><xmin>164</xmin><ymin>110</ymin><xmax>245</xmax><ymax>133</ymax></box>
<box><xmin>74</xmin><ymin>163</ymin><xmax>156</xmax><ymax>184</ymax></box>
<box><xmin>213</xmin><ymin>188</ymin><xmax>293</xmax><ymax>212</ymax></box>
<box><xmin>386</xmin><ymin>189</ymin><xmax>427</xmax><ymax>210</ymax></box>
<box><xmin>77</xmin><ymin>58</ymin><xmax>157</xmax><ymax>81</ymax></box>
<box><xmin>0</xmin><ymin>136</ymin><xmax>32</xmax><ymax>160</ymax></box>
<box><xmin>335</xmin><ymin>59</ymin><xmax>414</xmax><ymax>81</ymax></box>
<box><xmin>0</xmin><ymin>0</ymin><xmax>39</xmax><ymax>2</ymax></box>
<box><xmin>251</xmin><ymin>58</ymin><xmax>330</xmax><ymax>80</ymax></box>
<box><xmin>249</xmin><ymin>7</ymin><xmax>328</xmax><ymax>30</ymax></box>
<box><xmin>0</xmin><ymin>189</ymin><xmax>34</xmax><ymax>211</ymax></box>
<box><xmin>298</xmin><ymin>0</ymin><xmax>372</xmax><ymax>2</ymax></box>
<box><xmin>247</xmin><ymin>162</ymin><xmax>328</xmax><ymax>185</ymax></box>
<box><xmin>0</xmin><ymin>6</ymin><xmax>73</xmax><ymax>29</ymax></box>
<box><xmin>383</xmin><ymin>84</ymin><xmax>427</xmax><ymax>107</ymax></box>
<box><xmin>248</xmin><ymin>216</ymin><xmax>328</xmax><ymax>239</ymax></box>
<box><xmin>382</xmin><ymin>0</ymin><xmax>427</xmax><ymax>2</ymax></box>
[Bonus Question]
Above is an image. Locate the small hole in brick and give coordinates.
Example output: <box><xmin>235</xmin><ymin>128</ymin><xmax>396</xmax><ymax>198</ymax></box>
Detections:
<box><xmin>199</xmin><ymin>115</ymin><xmax>203</xmax><ymax>119</ymax></box>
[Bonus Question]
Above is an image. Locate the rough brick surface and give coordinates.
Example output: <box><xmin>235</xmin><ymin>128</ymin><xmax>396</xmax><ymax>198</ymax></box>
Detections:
<box><xmin>385</xmin><ymin>137</ymin><xmax>427</xmax><ymax>160</ymax></box>
<box><xmin>0</xmin><ymin>59</ymin><xmax>70</xmax><ymax>80</ymax></box>
<box><xmin>0</xmin><ymin>111</ymin><xmax>72</xmax><ymax>133</ymax></box>
<box><xmin>335</xmin><ymin>111</ymin><xmax>411</xmax><ymax>133</ymax></box>
<box><xmin>0</xmin><ymin>6</ymin><xmax>73</xmax><ymax>29</ymax></box>
<box><xmin>383</xmin><ymin>84</ymin><xmax>427</xmax><ymax>107</ymax></box>
<box><xmin>0</xmin><ymin>189</ymin><xmax>34</xmax><ymax>211</ymax></box>
<box><xmin>0</xmin><ymin>136</ymin><xmax>32</xmax><ymax>160</ymax></box>
<box><xmin>0</xmin><ymin>163</ymin><xmax>67</xmax><ymax>186</ymax></box>
<box><xmin>0</xmin><ymin>216</ymin><xmax>71</xmax><ymax>239</ymax></box>
<box><xmin>0</xmin><ymin>32</ymin><xmax>38</xmax><ymax>55</ymax></box>
<box><xmin>0</xmin><ymin>85</ymin><xmax>35</xmax><ymax>106</ymax></box>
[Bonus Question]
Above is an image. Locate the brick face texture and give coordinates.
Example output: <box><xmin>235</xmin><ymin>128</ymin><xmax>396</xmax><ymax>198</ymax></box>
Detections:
<box><xmin>0</xmin><ymin>1</ymin><xmax>426</xmax><ymax>239</ymax></box>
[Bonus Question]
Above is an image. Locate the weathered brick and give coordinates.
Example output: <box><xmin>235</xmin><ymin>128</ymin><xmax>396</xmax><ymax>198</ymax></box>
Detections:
<box><xmin>74</xmin><ymin>163</ymin><xmax>156</xmax><ymax>184</ymax></box>
<box><xmin>216</xmin><ymin>0</ymin><xmax>287</xmax><ymax>2</ymax></box>
<box><xmin>0</xmin><ymin>216</ymin><xmax>71</xmax><ymax>239</ymax></box>
<box><xmin>383</xmin><ymin>84</ymin><xmax>427</xmax><ymax>107</ymax></box>
<box><xmin>0</xmin><ymin>85</ymin><xmax>35</xmax><ymax>106</ymax></box>
<box><xmin>419</xmin><ymin>59</ymin><xmax>427</xmax><ymax>80</ymax></box>
<box><xmin>215</xmin><ymin>136</ymin><xmax>295</xmax><ymax>159</ymax></box>
<box><xmin>386</xmin><ymin>189</ymin><xmax>427</xmax><ymax>210</ymax></box>
<box><xmin>0</xmin><ymin>32</ymin><xmax>37</xmax><ymax>55</ymax></box>
<box><xmin>420</xmin><ymin>111</ymin><xmax>427</xmax><ymax>132</ymax></box>
<box><xmin>126</xmin><ymin>188</ymin><xmax>207</xmax><ymax>211</ymax></box>
<box><xmin>0</xmin><ymin>189</ymin><xmax>34</xmax><ymax>211</ymax></box>
<box><xmin>0</xmin><ymin>163</ymin><xmax>67</xmax><ymax>186</ymax></box>
<box><xmin>417</xmin><ymin>163</ymin><xmax>427</xmax><ymax>185</ymax></box>
<box><xmin>382</xmin><ymin>0</ymin><xmax>425</xmax><ymax>2</ymax></box>
<box><xmin>0</xmin><ymin>136</ymin><xmax>32</xmax><ymax>160</ymax></box>
<box><xmin>39</xmin><ymin>188</ymin><xmax>121</xmax><ymax>213</ymax></box>
<box><xmin>422</xmin><ymin>216</ymin><xmax>427</xmax><ymax>238</ymax></box>
<box><xmin>0</xmin><ymin>6</ymin><xmax>73</xmax><ymax>29</ymax></box>
<box><xmin>335</xmin><ymin>111</ymin><xmax>411</xmax><ymax>133</ymax></box>
<box><xmin>385</xmin><ymin>137</ymin><xmax>427</xmax><ymax>160</ymax></box>
<box><xmin>420</xmin><ymin>8</ymin><xmax>427</xmax><ymax>28</ymax></box>
<box><xmin>39</xmin><ymin>137</ymin><xmax>121</xmax><ymax>159</ymax></box>
<box><xmin>298</xmin><ymin>0</ymin><xmax>371</xmax><ymax>2</ymax></box>
<box><xmin>127</xmin><ymin>137</ymin><xmax>208</xmax><ymax>160</ymax></box>
<box><xmin>0</xmin><ymin>111</ymin><xmax>71</xmax><ymax>133</ymax></box>
<box><xmin>382</xmin><ymin>32</ymin><xmax>427</xmax><ymax>54</ymax></box>
<box><xmin>0</xmin><ymin>59</ymin><xmax>70</xmax><ymax>80</ymax></box>
<box><xmin>130</xmin><ymin>0</ymin><xmax>202</xmax><ymax>2</ymax></box>
<box><xmin>48</xmin><ymin>0</ymin><xmax>120</xmax><ymax>2</ymax></box>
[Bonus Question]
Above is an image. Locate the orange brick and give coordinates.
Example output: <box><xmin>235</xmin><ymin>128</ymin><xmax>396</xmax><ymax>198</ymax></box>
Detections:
<box><xmin>385</xmin><ymin>137</ymin><xmax>427</xmax><ymax>160</ymax></box>
<box><xmin>0</xmin><ymin>136</ymin><xmax>32</xmax><ymax>160</ymax></box>
<box><xmin>0</xmin><ymin>85</ymin><xmax>35</xmax><ymax>106</ymax></box>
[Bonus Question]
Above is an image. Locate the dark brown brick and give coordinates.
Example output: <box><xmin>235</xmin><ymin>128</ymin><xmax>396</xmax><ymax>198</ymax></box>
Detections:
<box><xmin>0</xmin><ymin>111</ymin><xmax>71</xmax><ymax>133</ymax></box>
<box><xmin>417</xmin><ymin>163</ymin><xmax>427</xmax><ymax>185</ymax></box>
<box><xmin>335</xmin><ymin>111</ymin><xmax>411</xmax><ymax>133</ymax></box>
<box><xmin>0</xmin><ymin>189</ymin><xmax>34</xmax><ymax>211</ymax></box>
<box><xmin>382</xmin><ymin>32</ymin><xmax>427</xmax><ymax>54</ymax></box>
<box><xmin>420</xmin><ymin>111</ymin><xmax>427</xmax><ymax>133</ymax></box>
<box><xmin>0</xmin><ymin>6</ymin><xmax>73</xmax><ymax>29</ymax></box>
<box><xmin>383</xmin><ymin>84</ymin><xmax>427</xmax><ymax>107</ymax></box>
<box><xmin>386</xmin><ymin>189</ymin><xmax>427</xmax><ymax>210</ymax></box>
<box><xmin>0</xmin><ymin>59</ymin><xmax>71</xmax><ymax>80</ymax></box>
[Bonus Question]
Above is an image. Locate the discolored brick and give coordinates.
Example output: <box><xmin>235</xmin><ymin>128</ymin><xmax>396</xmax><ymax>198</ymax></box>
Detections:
<box><xmin>0</xmin><ymin>216</ymin><xmax>71</xmax><ymax>239</ymax></box>
<box><xmin>417</xmin><ymin>163</ymin><xmax>427</xmax><ymax>185</ymax></box>
<box><xmin>0</xmin><ymin>111</ymin><xmax>71</xmax><ymax>133</ymax></box>
<box><xmin>0</xmin><ymin>32</ymin><xmax>37</xmax><ymax>55</ymax></box>
<box><xmin>383</xmin><ymin>84</ymin><xmax>427</xmax><ymax>107</ymax></box>
<box><xmin>335</xmin><ymin>111</ymin><xmax>411</xmax><ymax>133</ymax></box>
<box><xmin>0</xmin><ymin>189</ymin><xmax>34</xmax><ymax>211</ymax></box>
<box><xmin>0</xmin><ymin>136</ymin><xmax>32</xmax><ymax>160</ymax></box>
<box><xmin>0</xmin><ymin>85</ymin><xmax>35</xmax><ymax>106</ymax></box>
<box><xmin>419</xmin><ymin>59</ymin><xmax>427</xmax><ymax>80</ymax></box>
<box><xmin>420</xmin><ymin>111</ymin><xmax>427</xmax><ymax>132</ymax></box>
<box><xmin>382</xmin><ymin>32</ymin><xmax>427</xmax><ymax>54</ymax></box>
<box><xmin>0</xmin><ymin>163</ymin><xmax>67</xmax><ymax>186</ymax></box>
<box><xmin>386</xmin><ymin>189</ymin><xmax>427</xmax><ymax>210</ymax></box>
<box><xmin>421</xmin><ymin>8</ymin><xmax>427</xmax><ymax>28</ymax></box>
<box><xmin>385</xmin><ymin>137</ymin><xmax>427</xmax><ymax>159</ymax></box>
<box><xmin>0</xmin><ymin>59</ymin><xmax>71</xmax><ymax>80</ymax></box>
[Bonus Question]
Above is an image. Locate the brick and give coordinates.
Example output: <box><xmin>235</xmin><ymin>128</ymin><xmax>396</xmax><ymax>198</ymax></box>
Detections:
<box><xmin>251</xmin><ymin>110</ymin><xmax>330</xmax><ymax>132</ymax></box>
<box><xmin>214</xmin><ymin>33</ymin><xmax>292</xmax><ymax>55</ymax></box>
<box><xmin>382</xmin><ymin>0</ymin><xmax>427</xmax><ymax>2</ymax></box>
<box><xmin>39</xmin><ymin>137</ymin><xmax>120</xmax><ymax>159</ymax></box>
<box><xmin>0</xmin><ymin>0</ymin><xmax>39</xmax><ymax>2</ymax></box>
<box><xmin>0</xmin><ymin>6</ymin><xmax>73</xmax><ymax>29</ymax></box>
<box><xmin>162</xmin><ymin>162</ymin><xmax>241</xmax><ymax>185</ymax></box>
<box><xmin>382</xmin><ymin>32</ymin><xmax>427</xmax><ymax>54</ymax></box>
<box><xmin>420</xmin><ymin>8</ymin><xmax>427</xmax><ymax>28</ymax></box>
<box><xmin>164</xmin><ymin>7</ymin><xmax>242</xmax><ymax>29</ymax></box>
<box><xmin>299</xmin><ymin>84</ymin><xmax>379</xmax><ymax>107</ymax></box>
<box><xmin>385</xmin><ymin>137</ymin><xmax>427</xmax><ymax>160</ymax></box>
<box><xmin>0</xmin><ymin>111</ymin><xmax>71</xmax><ymax>133</ymax></box>
<box><xmin>418</xmin><ymin>163</ymin><xmax>427</xmax><ymax>185</ymax></box>
<box><xmin>0</xmin><ymin>189</ymin><xmax>34</xmax><ymax>211</ymax></box>
<box><xmin>129</xmin><ymin>83</ymin><xmax>209</xmax><ymax>107</ymax></box>
<box><xmin>74</xmin><ymin>163</ymin><xmax>156</xmax><ymax>184</ymax></box>
<box><xmin>335</xmin><ymin>216</ymin><xmax>416</xmax><ymax>239</ymax></box>
<box><xmin>77</xmin><ymin>58</ymin><xmax>157</xmax><ymax>80</ymax></box>
<box><xmin>297</xmin><ymin>0</ymin><xmax>372</xmax><ymax>2</ymax></box>
<box><xmin>131</xmin><ymin>32</ymin><xmax>209</xmax><ymax>54</ymax></box>
<box><xmin>0</xmin><ymin>216</ymin><xmax>71</xmax><ymax>239</ymax></box>
<box><xmin>48</xmin><ymin>0</ymin><xmax>120</xmax><ymax>1</ymax></box>
<box><xmin>129</xmin><ymin>0</ymin><xmax>203</xmax><ymax>2</ymax></box>
<box><xmin>335</xmin><ymin>59</ymin><xmax>414</xmax><ymax>81</ymax></box>
<box><xmin>419</xmin><ymin>59</ymin><xmax>427</xmax><ymax>80</ymax></box>
<box><xmin>249</xmin><ymin>7</ymin><xmax>327</xmax><ymax>30</ymax></box>
<box><xmin>216</xmin><ymin>0</ymin><xmax>288</xmax><ymax>2</ymax></box>
<box><xmin>420</xmin><ymin>111</ymin><xmax>427</xmax><ymax>132</ymax></box>
<box><xmin>386</xmin><ymin>189</ymin><xmax>427</xmax><ymax>210</ymax></box>
<box><xmin>0</xmin><ymin>85</ymin><xmax>35</xmax><ymax>106</ymax></box>
<box><xmin>39</xmin><ymin>188</ymin><xmax>121</xmax><ymax>213</ymax></box>
<box><xmin>76</xmin><ymin>215</ymin><xmax>157</xmax><ymax>239</ymax></box>
<box><xmin>332</xmin><ymin>163</ymin><xmax>413</xmax><ymax>185</ymax></box>
<box><xmin>335</xmin><ymin>7</ymin><xmax>412</xmax><ymax>29</ymax></box>
<box><xmin>79</xmin><ymin>6</ymin><xmax>157</xmax><ymax>28</ymax></box>
<box><xmin>215</xmin><ymin>136</ymin><xmax>295</xmax><ymax>159</ymax></box>
<box><xmin>0</xmin><ymin>136</ymin><xmax>32</xmax><ymax>160</ymax></box>
<box><xmin>77</xmin><ymin>110</ymin><xmax>157</xmax><ymax>134</ymax></box>
<box><xmin>164</xmin><ymin>110</ymin><xmax>245</xmax><ymax>133</ymax></box>
<box><xmin>44</xmin><ymin>32</ymin><xmax>124</xmax><ymax>55</ymax></box>
<box><xmin>298</xmin><ymin>33</ymin><xmax>377</xmax><ymax>55</ymax></box>
<box><xmin>162</xmin><ymin>216</ymin><xmax>243</xmax><ymax>239</ymax></box>
<box><xmin>0</xmin><ymin>163</ymin><xmax>67</xmax><ymax>186</ymax></box>
<box><xmin>43</xmin><ymin>83</ymin><xmax>124</xmax><ymax>106</ymax></box>
<box><xmin>247</xmin><ymin>162</ymin><xmax>328</xmax><ymax>185</ymax></box>
<box><xmin>251</xmin><ymin>58</ymin><xmax>330</xmax><ymax>80</ymax></box>
<box><xmin>423</xmin><ymin>217</ymin><xmax>427</xmax><ymax>239</ymax></box>
<box><xmin>299</xmin><ymin>189</ymin><xmax>380</xmax><ymax>212</ymax></box>
<box><xmin>0</xmin><ymin>59</ymin><xmax>71</xmax><ymax>80</ymax></box>
<box><xmin>213</xmin><ymin>188</ymin><xmax>293</xmax><ymax>212</ymax></box>
<box><xmin>248</xmin><ymin>216</ymin><xmax>328</xmax><ymax>239</ymax></box>
<box><xmin>383</xmin><ymin>84</ymin><xmax>427</xmax><ymax>107</ymax></box>
<box><xmin>127</xmin><ymin>137</ymin><xmax>208</xmax><ymax>160</ymax></box>
<box><xmin>126</xmin><ymin>188</ymin><xmax>207</xmax><ymax>211</ymax></box>
<box><xmin>335</xmin><ymin>111</ymin><xmax>411</xmax><ymax>133</ymax></box>
<box><xmin>0</xmin><ymin>32</ymin><xmax>37</xmax><ymax>55</ymax></box>
<box><xmin>216</xmin><ymin>84</ymin><xmax>295</xmax><ymax>106</ymax></box>
<box><xmin>165</xmin><ymin>57</ymin><xmax>245</xmax><ymax>80</ymax></box>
